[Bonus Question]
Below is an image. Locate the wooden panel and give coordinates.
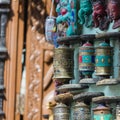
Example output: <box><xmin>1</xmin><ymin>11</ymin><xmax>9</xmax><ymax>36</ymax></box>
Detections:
<box><xmin>3</xmin><ymin>0</ymin><xmax>20</xmax><ymax>120</ymax></box>
<box><xmin>15</xmin><ymin>0</ymin><xmax>25</xmax><ymax>120</ymax></box>
<box><xmin>24</xmin><ymin>32</ymin><xmax>55</xmax><ymax>120</ymax></box>
<box><xmin>24</xmin><ymin>0</ymin><xmax>56</xmax><ymax>119</ymax></box>
<box><xmin>16</xmin><ymin>0</ymin><xmax>24</xmax><ymax>97</ymax></box>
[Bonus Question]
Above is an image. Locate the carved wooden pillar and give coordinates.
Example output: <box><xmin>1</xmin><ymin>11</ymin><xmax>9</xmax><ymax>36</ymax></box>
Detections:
<box><xmin>3</xmin><ymin>0</ymin><xmax>22</xmax><ymax>120</ymax></box>
<box><xmin>24</xmin><ymin>0</ymin><xmax>56</xmax><ymax>120</ymax></box>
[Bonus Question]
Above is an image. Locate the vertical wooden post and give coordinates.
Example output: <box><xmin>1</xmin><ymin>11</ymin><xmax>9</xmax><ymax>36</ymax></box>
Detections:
<box><xmin>4</xmin><ymin>0</ymin><xmax>19</xmax><ymax>120</ymax></box>
<box><xmin>15</xmin><ymin>0</ymin><xmax>25</xmax><ymax>120</ymax></box>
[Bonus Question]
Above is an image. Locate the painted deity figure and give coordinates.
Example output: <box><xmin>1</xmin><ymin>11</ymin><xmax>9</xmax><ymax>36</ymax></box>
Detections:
<box><xmin>56</xmin><ymin>0</ymin><xmax>77</xmax><ymax>37</ymax></box>
<box><xmin>78</xmin><ymin>0</ymin><xmax>93</xmax><ymax>27</ymax></box>
<box><xmin>107</xmin><ymin>0</ymin><xmax>120</xmax><ymax>29</ymax></box>
<box><xmin>92</xmin><ymin>0</ymin><xmax>110</xmax><ymax>30</ymax></box>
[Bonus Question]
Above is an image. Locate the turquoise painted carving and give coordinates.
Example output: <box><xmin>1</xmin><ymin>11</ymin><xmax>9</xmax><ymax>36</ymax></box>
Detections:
<box><xmin>56</xmin><ymin>0</ymin><xmax>77</xmax><ymax>37</ymax></box>
<box><xmin>78</xmin><ymin>0</ymin><xmax>93</xmax><ymax>27</ymax></box>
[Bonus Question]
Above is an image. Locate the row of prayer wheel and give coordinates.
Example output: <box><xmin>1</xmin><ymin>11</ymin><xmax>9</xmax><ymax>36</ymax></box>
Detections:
<box><xmin>53</xmin><ymin>41</ymin><xmax>113</xmax><ymax>82</ymax></box>
<box><xmin>53</xmin><ymin>102</ymin><xmax>116</xmax><ymax>120</ymax></box>
<box><xmin>79</xmin><ymin>41</ymin><xmax>113</xmax><ymax>78</ymax></box>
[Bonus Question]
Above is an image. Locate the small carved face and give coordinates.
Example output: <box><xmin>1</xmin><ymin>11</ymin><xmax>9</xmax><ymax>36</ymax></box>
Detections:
<box><xmin>93</xmin><ymin>3</ymin><xmax>105</xmax><ymax>15</ymax></box>
<box><xmin>108</xmin><ymin>2</ymin><xmax>120</xmax><ymax>20</ymax></box>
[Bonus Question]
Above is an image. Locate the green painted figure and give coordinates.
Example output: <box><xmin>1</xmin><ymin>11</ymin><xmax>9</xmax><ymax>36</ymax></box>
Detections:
<box><xmin>56</xmin><ymin>0</ymin><xmax>77</xmax><ymax>37</ymax></box>
<box><xmin>78</xmin><ymin>0</ymin><xmax>93</xmax><ymax>27</ymax></box>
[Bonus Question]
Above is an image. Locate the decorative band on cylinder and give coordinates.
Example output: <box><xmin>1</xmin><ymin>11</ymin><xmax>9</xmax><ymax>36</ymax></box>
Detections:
<box><xmin>95</xmin><ymin>42</ymin><xmax>113</xmax><ymax>76</ymax></box>
<box><xmin>53</xmin><ymin>103</ymin><xmax>69</xmax><ymax>120</ymax></box>
<box><xmin>73</xmin><ymin>102</ymin><xmax>90</xmax><ymax>120</ymax></box>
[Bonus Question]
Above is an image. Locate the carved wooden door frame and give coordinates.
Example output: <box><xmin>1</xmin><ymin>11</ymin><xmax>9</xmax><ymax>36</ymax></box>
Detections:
<box><xmin>24</xmin><ymin>34</ymin><xmax>54</xmax><ymax>120</ymax></box>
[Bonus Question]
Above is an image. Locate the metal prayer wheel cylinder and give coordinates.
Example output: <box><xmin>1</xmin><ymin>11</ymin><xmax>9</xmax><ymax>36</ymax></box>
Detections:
<box><xmin>53</xmin><ymin>103</ymin><xmax>69</xmax><ymax>120</ymax></box>
<box><xmin>95</xmin><ymin>42</ymin><xmax>113</xmax><ymax>76</ymax></box>
<box><xmin>73</xmin><ymin>102</ymin><xmax>90</xmax><ymax>120</ymax></box>
<box><xmin>53</xmin><ymin>46</ymin><xmax>74</xmax><ymax>81</ymax></box>
<box><xmin>93</xmin><ymin>104</ymin><xmax>113</xmax><ymax>120</ymax></box>
<box><xmin>79</xmin><ymin>42</ymin><xmax>95</xmax><ymax>76</ymax></box>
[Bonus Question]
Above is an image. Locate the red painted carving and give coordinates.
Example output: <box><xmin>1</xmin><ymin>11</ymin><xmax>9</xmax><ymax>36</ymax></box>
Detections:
<box><xmin>107</xmin><ymin>0</ymin><xmax>120</xmax><ymax>29</ymax></box>
<box><xmin>92</xmin><ymin>0</ymin><xmax>110</xmax><ymax>30</ymax></box>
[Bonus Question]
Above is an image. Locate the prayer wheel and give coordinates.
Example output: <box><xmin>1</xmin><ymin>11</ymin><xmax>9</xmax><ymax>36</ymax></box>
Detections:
<box><xmin>95</xmin><ymin>42</ymin><xmax>113</xmax><ymax>76</ymax></box>
<box><xmin>53</xmin><ymin>46</ymin><xmax>74</xmax><ymax>81</ymax></box>
<box><xmin>93</xmin><ymin>104</ymin><xmax>113</xmax><ymax>120</ymax></box>
<box><xmin>116</xmin><ymin>104</ymin><xmax>120</xmax><ymax>120</ymax></box>
<box><xmin>73</xmin><ymin>102</ymin><xmax>90</xmax><ymax>120</ymax></box>
<box><xmin>53</xmin><ymin>103</ymin><xmax>69</xmax><ymax>120</ymax></box>
<box><xmin>79</xmin><ymin>42</ymin><xmax>95</xmax><ymax>77</ymax></box>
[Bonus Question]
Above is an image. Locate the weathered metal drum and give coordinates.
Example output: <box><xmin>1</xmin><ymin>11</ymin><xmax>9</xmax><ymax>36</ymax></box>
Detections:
<box><xmin>93</xmin><ymin>104</ymin><xmax>113</xmax><ymax>120</ymax></box>
<box><xmin>53</xmin><ymin>103</ymin><xmax>69</xmax><ymax>120</ymax></box>
<box><xmin>73</xmin><ymin>102</ymin><xmax>90</xmax><ymax>120</ymax></box>
<box><xmin>95</xmin><ymin>42</ymin><xmax>113</xmax><ymax>76</ymax></box>
<box><xmin>53</xmin><ymin>46</ymin><xmax>74</xmax><ymax>81</ymax></box>
<box><xmin>79</xmin><ymin>42</ymin><xmax>95</xmax><ymax>76</ymax></box>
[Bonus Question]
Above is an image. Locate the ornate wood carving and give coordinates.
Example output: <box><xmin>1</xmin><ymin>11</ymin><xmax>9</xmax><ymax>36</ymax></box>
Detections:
<box><xmin>24</xmin><ymin>0</ymin><xmax>55</xmax><ymax>120</ymax></box>
<box><xmin>25</xmin><ymin>36</ymin><xmax>54</xmax><ymax>120</ymax></box>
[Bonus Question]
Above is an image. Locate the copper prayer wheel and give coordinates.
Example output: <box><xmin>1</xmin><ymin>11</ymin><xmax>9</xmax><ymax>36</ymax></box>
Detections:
<box><xmin>53</xmin><ymin>46</ymin><xmax>74</xmax><ymax>81</ymax></box>
<box><xmin>53</xmin><ymin>103</ymin><xmax>69</xmax><ymax>120</ymax></box>
<box><xmin>72</xmin><ymin>102</ymin><xmax>90</xmax><ymax>120</ymax></box>
<box><xmin>95</xmin><ymin>42</ymin><xmax>113</xmax><ymax>76</ymax></box>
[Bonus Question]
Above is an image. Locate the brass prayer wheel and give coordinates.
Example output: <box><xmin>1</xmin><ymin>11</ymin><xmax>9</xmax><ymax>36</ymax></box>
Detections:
<box><xmin>73</xmin><ymin>102</ymin><xmax>90</xmax><ymax>120</ymax></box>
<box><xmin>93</xmin><ymin>104</ymin><xmax>113</xmax><ymax>120</ymax></box>
<box><xmin>79</xmin><ymin>42</ymin><xmax>95</xmax><ymax>77</ymax></box>
<box><xmin>95</xmin><ymin>42</ymin><xmax>113</xmax><ymax>76</ymax></box>
<box><xmin>53</xmin><ymin>46</ymin><xmax>74</xmax><ymax>81</ymax></box>
<box><xmin>53</xmin><ymin>103</ymin><xmax>69</xmax><ymax>120</ymax></box>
